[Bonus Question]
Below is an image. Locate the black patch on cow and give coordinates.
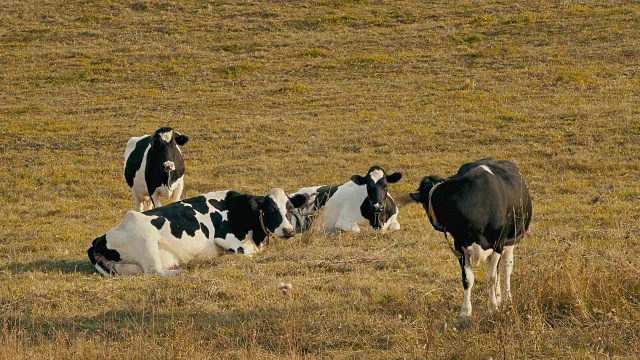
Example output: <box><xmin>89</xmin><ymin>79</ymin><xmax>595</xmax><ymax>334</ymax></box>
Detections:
<box><xmin>88</xmin><ymin>234</ymin><xmax>121</xmax><ymax>263</ymax></box>
<box><xmin>88</xmin><ymin>234</ymin><xmax>121</xmax><ymax>275</ymax></box>
<box><xmin>150</xmin><ymin>216</ymin><xmax>166</xmax><ymax>230</ymax></box>
<box><xmin>124</xmin><ymin>135</ymin><xmax>151</xmax><ymax>187</ymax></box>
<box><xmin>208</xmin><ymin>199</ymin><xmax>228</xmax><ymax>211</ymax></box>
<box><xmin>200</xmin><ymin>222</ymin><xmax>209</xmax><ymax>238</ymax></box>
<box><xmin>210</xmin><ymin>212</ymin><xmax>232</xmax><ymax>240</ymax></box>
<box><xmin>314</xmin><ymin>184</ymin><xmax>340</xmax><ymax>209</ymax></box>
<box><xmin>182</xmin><ymin>196</ymin><xmax>209</xmax><ymax>214</ymax></box>
<box><xmin>258</xmin><ymin>197</ymin><xmax>284</xmax><ymax>234</ymax></box>
<box><xmin>360</xmin><ymin>195</ymin><xmax>397</xmax><ymax>229</ymax></box>
<box><xmin>144</xmin><ymin>200</ymin><xmax>200</xmax><ymax>239</ymax></box>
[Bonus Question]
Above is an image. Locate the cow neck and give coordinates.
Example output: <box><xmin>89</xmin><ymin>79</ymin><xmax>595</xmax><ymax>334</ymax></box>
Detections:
<box><xmin>428</xmin><ymin>182</ymin><xmax>445</xmax><ymax>232</ymax></box>
<box><xmin>428</xmin><ymin>182</ymin><xmax>460</xmax><ymax>257</ymax></box>
<box><xmin>226</xmin><ymin>192</ymin><xmax>266</xmax><ymax>244</ymax></box>
<box><xmin>258</xmin><ymin>209</ymin><xmax>275</xmax><ymax>245</ymax></box>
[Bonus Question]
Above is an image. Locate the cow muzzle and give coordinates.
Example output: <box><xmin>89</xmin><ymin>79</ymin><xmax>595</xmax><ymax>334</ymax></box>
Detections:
<box><xmin>163</xmin><ymin>161</ymin><xmax>176</xmax><ymax>172</ymax></box>
<box><xmin>373</xmin><ymin>203</ymin><xmax>383</xmax><ymax>213</ymax></box>
<box><xmin>282</xmin><ymin>228</ymin><xmax>295</xmax><ymax>239</ymax></box>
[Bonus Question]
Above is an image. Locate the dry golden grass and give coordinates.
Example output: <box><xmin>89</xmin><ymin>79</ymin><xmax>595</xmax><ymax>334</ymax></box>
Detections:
<box><xmin>1</xmin><ymin>0</ymin><xmax>639</xmax><ymax>358</ymax></box>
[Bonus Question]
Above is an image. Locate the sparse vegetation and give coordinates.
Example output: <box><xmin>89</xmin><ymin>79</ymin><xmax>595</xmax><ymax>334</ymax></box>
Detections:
<box><xmin>0</xmin><ymin>0</ymin><xmax>639</xmax><ymax>359</ymax></box>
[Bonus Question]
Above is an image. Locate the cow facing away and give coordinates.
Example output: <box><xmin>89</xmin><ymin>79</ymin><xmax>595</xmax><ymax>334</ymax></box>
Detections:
<box><xmin>321</xmin><ymin>166</ymin><xmax>402</xmax><ymax>233</ymax></box>
<box><xmin>124</xmin><ymin>127</ymin><xmax>189</xmax><ymax>211</ymax></box>
<box><xmin>410</xmin><ymin>158</ymin><xmax>532</xmax><ymax>317</ymax></box>
<box><xmin>88</xmin><ymin>188</ymin><xmax>309</xmax><ymax>277</ymax></box>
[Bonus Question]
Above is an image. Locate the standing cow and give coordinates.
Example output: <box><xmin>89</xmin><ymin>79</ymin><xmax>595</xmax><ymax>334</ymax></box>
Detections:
<box><xmin>88</xmin><ymin>188</ymin><xmax>308</xmax><ymax>277</ymax></box>
<box><xmin>124</xmin><ymin>127</ymin><xmax>189</xmax><ymax>211</ymax></box>
<box><xmin>410</xmin><ymin>158</ymin><xmax>532</xmax><ymax>317</ymax></box>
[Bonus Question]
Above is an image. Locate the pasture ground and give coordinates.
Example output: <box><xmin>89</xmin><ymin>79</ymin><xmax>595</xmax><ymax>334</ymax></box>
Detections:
<box><xmin>1</xmin><ymin>1</ymin><xmax>639</xmax><ymax>358</ymax></box>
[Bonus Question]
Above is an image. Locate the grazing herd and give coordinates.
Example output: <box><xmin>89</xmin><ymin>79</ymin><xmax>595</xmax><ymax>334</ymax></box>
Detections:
<box><xmin>88</xmin><ymin>127</ymin><xmax>533</xmax><ymax>317</ymax></box>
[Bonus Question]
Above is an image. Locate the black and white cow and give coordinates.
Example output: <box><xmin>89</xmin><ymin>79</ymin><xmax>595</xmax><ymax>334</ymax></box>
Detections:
<box><xmin>410</xmin><ymin>158</ymin><xmax>532</xmax><ymax>317</ymax></box>
<box><xmin>288</xmin><ymin>185</ymin><xmax>340</xmax><ymax>233</ymax></box>
<box><xmin>320</xmin><ymin>166</ymin><xmax>403</xmax><ymax>232</ymax></box>
<box><xmin>87</xmin><ymin>188</ymin><xmax>308</xmax><ymax>277</ymax></box>
<box><xmin>124</xmin><ymin>127</ymin><xmax>189</xmax><ymax>211</ymax></box>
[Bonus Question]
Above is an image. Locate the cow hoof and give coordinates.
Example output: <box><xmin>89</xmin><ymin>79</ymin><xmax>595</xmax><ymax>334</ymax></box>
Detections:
<box><xmin>455</xmin><ymin>315</ymin><xmax>473</xmax><ymax>331</ymax></box>
<box><xmin>161</xmin><ymin>269</ymin><xmax>182</xmax><ymax>278</ymax></box>
<box><xmin>488</xmin><ymin>303</ymin><xmax>500</xmax><ymax>314</ymax></box>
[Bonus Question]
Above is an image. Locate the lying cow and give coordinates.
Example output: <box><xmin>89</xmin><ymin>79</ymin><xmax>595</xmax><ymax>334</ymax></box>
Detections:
<box><xmin>319</xmin><ymin>166</ymin><xmax>402</xmax><ymax>232</ymax></box>
<box><xmin>410</xmin><ymin>158</ymin><xmax>532</xmax><ymax>317</ymax></box>
<box><xmin>124</xmin><ymin>127</ymin><xmax>189</xmax><ymax>211</ymax></box>
<box><xmin>288</xmin><ymin>185</ymin><xmax>339</xmax><ymax>233</ymax></box>
<box><xmin>87</xmin><ymin>188</ymin><xmax>308</xmax><ymax>277</ymax></box>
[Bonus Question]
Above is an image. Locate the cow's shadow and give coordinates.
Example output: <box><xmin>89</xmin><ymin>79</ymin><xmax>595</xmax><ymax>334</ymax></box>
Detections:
<box><xmin>0</xmin><ymin>259</ymin><xmax>95</xmax><ymax>275</ymax></box>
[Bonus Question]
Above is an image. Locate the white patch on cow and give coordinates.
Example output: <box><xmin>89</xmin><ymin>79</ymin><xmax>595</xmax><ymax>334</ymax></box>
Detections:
<box><xmin>467</xmin><ymin>243</ymin><xmax>493</xmax><ymax>266</ymax></box>
<box><xmin>164</xmin><ymin>161</ymin><xmax>175</xmax><ymax>171</ymax></box>
<box><xmin>205</xmin><ymin>191</ymin><xmax>227</xmax><ymax>201</ymax></box>
<box><xmin>479</xmin><ymin>165</ymin><xmax>495</xmax><ymax>175</ymax></box>
<box><xmin>160</xmin><ymin>130</ymin><xmax>173</xmax><ymax>143</ymax></box>
<box><xmin>267</xmin><ymin>188</ymin><xmax>294</xmax><ymax>237</ymax></box>
<box><xmin>460</xmin><ymin>249</ymin><xmax>475</xmax><ymax>317</ymax></box>
<box><xmin>369</xmin><ymin>169</ymin><xmax>384</xmax><ymax>183</ymax></box>
<box><xmin>503</xmin><ymin>245</ymin><xmax>515</xmax><ymax>303</ymax></box>
<box><xmin>214</xmin><ymin>231</ymin><xmax>259</xmax><ymax>256</ymax></box>
<box><xmin>486</xmin><ymin>251</ymin><xmax>502</xmax><ymax>313</ymax></box>
<box><xmin>382</xmin><ymin>212</ymin><xmax>400</xmax><ymax>231</ymax></box>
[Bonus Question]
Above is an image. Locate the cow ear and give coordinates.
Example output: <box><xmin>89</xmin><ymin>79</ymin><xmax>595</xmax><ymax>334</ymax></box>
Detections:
<box><xmin>149</xmin><ymin>134</ymin><xmax>157</xmax><ymax>147</ymax></box>
<box><xmin>351</xmin><ymin>175</ymin><xmax>367</xmax><ymax>185</ymax></box>
<box><xmin>387</xmin><ymin>172</ymin><xmax>402</xmax><ymax>183</ymax></box>
<box><xmin>175</xmin><ymin>134</ymin><xmax>189</xmax><ymax>146</ymax></box>
<box><xmin>250</xmin><ymin>197</ymin><xmax>261</xmax><ymax>211</ymax></box>
<box><xmin>289</xmin><ymin>193</ymin><xmax>309</xmax><ymax>208</ymax></box>
<box><xmin>409</xmin><ymin>191</ymin><xmax>421</xmax><ymax>203</ymax></box>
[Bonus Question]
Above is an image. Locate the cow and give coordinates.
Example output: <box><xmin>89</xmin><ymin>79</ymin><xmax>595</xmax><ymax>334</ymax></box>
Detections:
<box><xmin>409</xmin><ymin>158</ymin><xmax>532</xmax><ymax>317</ymax></box>
<box><xmin>288</xmin><ymin>185</ymin><xmax>340</xmax><ymax>233</ymax></box>
<box><xmin>320</xmin><ymin>166</ymin><xmax>403</xmax><ymax>233</ymax></box>
<box><xmin>124</xmin><ymin>127</ymin><xmax>189</xmax><ymax>211</ymax></box>
<box><xmin>87</xmin><ymin>188</ymin><xmax>308</xmax><ymax>277</ymax></box>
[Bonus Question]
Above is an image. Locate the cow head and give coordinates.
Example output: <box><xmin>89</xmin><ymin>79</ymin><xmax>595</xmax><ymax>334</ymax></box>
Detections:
<box><xmin>351</xmin><ymin>166</ymin><xmax>402</xmax><ymax>227</ymax></box>
<box><xmin>287</xmin><ymin>191</ymin><xmax>316</xmax><ymax>234</ymax></box>
<box><xmin>148</xmin><ymin>127</ymin><xmax>189</xmax><ymax>174</ymax></box>
<box><xmin>410</xmin><ymin>175</ymin><xmax>446</xmax><ymax>211</ymax></box>
<box><xmin>255</xmin><ymin>188</ymin><xmax>308</xmax><ymax>239</ymax></box>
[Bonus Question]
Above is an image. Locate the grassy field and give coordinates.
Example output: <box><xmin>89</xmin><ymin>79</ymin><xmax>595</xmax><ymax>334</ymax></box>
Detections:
<box><xmin>1</xmin><ymin>0</ymin><xmax>639</xmax><ymax>358</ymax></box>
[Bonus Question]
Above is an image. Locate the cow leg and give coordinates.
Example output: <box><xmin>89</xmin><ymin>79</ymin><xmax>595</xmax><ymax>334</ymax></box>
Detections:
<box><xmin>503</xmin><ymin>245</ymin><xmax>515</xmax><ymax>303</ymax></box>
<box><xmin>335</xmin><ymin>214</ymin><xmax>360</xmax><ymax>233</ymax></box>
<box><xmin>459</xmin><ymin>249</ymin><xmax>475</xmax><ymax>317</ymax></box>
<box><xmin>383</xmin><ymin>213</ymin><xmax>401</xmax><ymax>232</ymax></box>
<box><xmin>113</xmin><ymin>263</ymin><xmax>144</xmax><ymax>276</ymax></box>
<box><xmin>132</xmin><ymin>191</ymin><xmax>144</xmax><ymax>212</ymax></box>
<box><xmin>150</xmin><ymin>193</ymin><xmax>163</xmax><ymax>209</ymax></box>
<box><xmin>170</xmin><ymin>177</ymin><xmax>184</xmax><ymax>203</ymax></box>
<box><xmin>486</xmin><ymin>251</ymin><xmax>502</xmax><ymax>313</ymax></box>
